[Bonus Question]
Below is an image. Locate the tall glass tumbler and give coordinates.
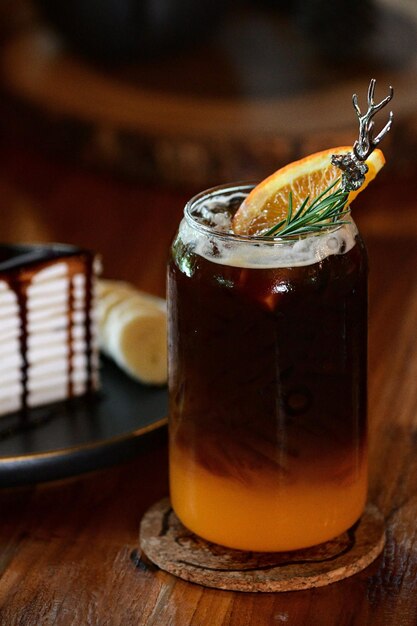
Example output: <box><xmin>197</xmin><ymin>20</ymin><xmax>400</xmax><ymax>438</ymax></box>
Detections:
<box><xmin>167</xmin><ymin>184</ymin><xmax>368</xmax><ymax>552</ymax></box>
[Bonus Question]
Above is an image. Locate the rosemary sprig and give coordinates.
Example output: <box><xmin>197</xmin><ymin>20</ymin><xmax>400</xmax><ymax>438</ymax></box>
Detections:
<box><xmin>262</xmin><ymin>179</ymin><xmax>350</xmax><ymax>239</ymax></box>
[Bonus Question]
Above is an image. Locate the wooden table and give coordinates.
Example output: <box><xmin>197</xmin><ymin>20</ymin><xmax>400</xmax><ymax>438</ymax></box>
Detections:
<box><xmin>0</xmin><ymin>138</ymin><xmax>417</xmax><ymax>625</ymax></box>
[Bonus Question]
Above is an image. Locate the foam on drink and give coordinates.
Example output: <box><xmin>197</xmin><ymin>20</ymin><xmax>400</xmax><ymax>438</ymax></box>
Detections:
<box><xmin>180</xmin><ymin>187</ymin><xmax>357</xmax><ymax>269</ymax></box>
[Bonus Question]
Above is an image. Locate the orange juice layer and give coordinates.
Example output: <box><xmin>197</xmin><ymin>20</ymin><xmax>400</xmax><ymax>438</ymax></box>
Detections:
<box><xmin>170</xmin><ymin>448</ymin><xmax>368</xmax><ymax>552</ymax></box>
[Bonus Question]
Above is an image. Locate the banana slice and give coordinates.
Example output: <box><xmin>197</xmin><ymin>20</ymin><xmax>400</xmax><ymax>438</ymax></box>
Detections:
<box><xmin>98</xmin><ymin>279</ymin><xmax>167</xmax><ymax>385</ymax></box>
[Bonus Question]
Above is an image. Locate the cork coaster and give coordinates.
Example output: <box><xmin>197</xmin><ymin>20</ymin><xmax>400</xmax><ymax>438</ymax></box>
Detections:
<box><xmin>139</xmin><ymin>499</ymin><xmax>385</xmax><ymax>592</ymax></box>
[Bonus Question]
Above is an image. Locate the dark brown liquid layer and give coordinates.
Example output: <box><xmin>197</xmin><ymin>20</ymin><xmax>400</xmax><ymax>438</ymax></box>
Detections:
<box><xmin>168</xmin><ymin>238</ymin><xmax>368</xmax><ymax>485</ymax></box>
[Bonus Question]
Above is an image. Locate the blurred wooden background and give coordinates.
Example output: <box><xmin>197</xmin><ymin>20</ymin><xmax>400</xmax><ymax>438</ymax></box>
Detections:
<box><xmin>1</xmin><ymin>0</ymin><xmax>417</xmax><ymax>188</ymax></box>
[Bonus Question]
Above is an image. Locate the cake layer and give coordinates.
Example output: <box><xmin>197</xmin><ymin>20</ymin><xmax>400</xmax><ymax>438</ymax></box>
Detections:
<box><xmin>0</xmin><ymin>244</ymin><xmax>100</xmax><ymax>417</ymax></box>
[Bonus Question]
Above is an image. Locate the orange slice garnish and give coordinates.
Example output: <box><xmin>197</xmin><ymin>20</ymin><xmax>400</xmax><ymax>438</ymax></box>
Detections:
<box><xmin>232</xmin><ymin>147</ymin><xmax>385</xmax><ymax>236</ymax></box>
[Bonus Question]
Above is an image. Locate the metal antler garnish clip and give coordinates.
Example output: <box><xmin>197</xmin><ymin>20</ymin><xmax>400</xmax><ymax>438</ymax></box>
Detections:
<box><xmin>331</xmin><ymin>79</ymin><xmax>394</xmax><ymax>191</ymax></box>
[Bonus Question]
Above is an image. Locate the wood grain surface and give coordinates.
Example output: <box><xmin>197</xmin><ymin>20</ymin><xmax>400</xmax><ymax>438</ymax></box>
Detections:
<box><xmin>0</xmin><ymin>136</ymin><xmax>417</xmax><ymax>625</ymax></box>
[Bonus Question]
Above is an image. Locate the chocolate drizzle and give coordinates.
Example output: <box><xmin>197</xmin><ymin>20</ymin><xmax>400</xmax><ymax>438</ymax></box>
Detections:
<box><xmin>6</xmin><ymin>272</ymin><xmax>30</xmax><ymax>416</ymax></box>
<box><xmin>84</xmin><ymin>252</ymin><xmax>95</xmax><ymax>395</ymax></box>
<box><xmin>67</xmin><ymin>274</ymin><xmax>75</xmax><ymax>399</ymax></box>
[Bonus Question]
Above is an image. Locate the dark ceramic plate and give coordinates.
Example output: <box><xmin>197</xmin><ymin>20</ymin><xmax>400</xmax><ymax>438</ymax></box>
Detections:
<box><xmin>0</xmin><ymin>356</ymin><xmax>168</xmax><ymax>487</ymax></box>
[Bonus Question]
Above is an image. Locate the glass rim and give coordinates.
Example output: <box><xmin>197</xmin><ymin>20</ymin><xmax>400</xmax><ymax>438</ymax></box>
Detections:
<box><xmin>184</xmin><ymin>182</ymin><xmax>351</xmax><ymax>244</ymax></box>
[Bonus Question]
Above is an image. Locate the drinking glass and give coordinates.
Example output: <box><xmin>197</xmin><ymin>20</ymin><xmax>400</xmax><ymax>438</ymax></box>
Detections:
<box><xmin>167</xmin><ymin>183</ymin><xmax>368</xmax><ymax>552</ymax></box>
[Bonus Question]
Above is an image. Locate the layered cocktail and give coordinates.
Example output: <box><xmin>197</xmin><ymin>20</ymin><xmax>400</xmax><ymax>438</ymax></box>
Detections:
<box><xmin>168</xmin><ymin>184</ymin><xmax>368</xmax><ymax>551</ymax></box>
